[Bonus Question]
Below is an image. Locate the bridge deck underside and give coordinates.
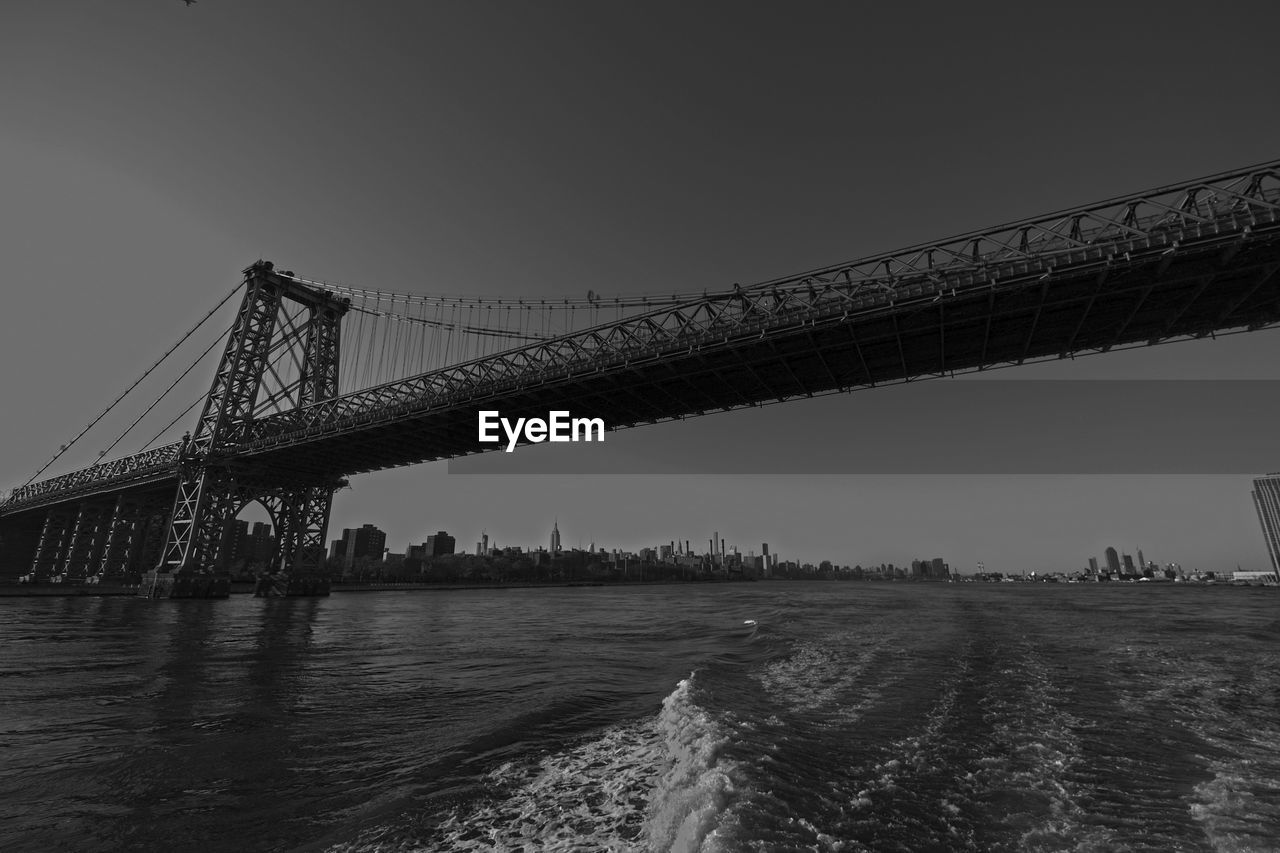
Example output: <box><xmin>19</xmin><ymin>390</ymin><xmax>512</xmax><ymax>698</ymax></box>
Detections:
<box><xmin>0</xmin><ymin>477</ymin><xmax>178</xmax><ymax>523</ymax></box>
<box><xmin>242</xmin><ymin>237</ymin><xmax>1280</xmax><ymax>479</ymax></box>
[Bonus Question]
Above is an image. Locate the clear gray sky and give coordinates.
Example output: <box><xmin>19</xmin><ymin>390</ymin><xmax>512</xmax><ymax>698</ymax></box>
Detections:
<box><xmin>2</xmin><ymin>1</ymin><xmax>1279</xmax><ymax>572</ymax></box>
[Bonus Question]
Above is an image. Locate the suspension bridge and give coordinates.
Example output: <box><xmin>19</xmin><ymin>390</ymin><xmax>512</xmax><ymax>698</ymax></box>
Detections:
<box><xmin>2</xmin><ymin>160</ymin><xmax>1279</xmax><ymax>596</ymax></box>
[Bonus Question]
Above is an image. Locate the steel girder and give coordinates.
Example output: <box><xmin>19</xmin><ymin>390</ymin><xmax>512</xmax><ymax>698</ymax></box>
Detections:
<box><xmin>300</xmin><ymin>303</ymin><xmax>343</xmax><ymax>407</ymax></box>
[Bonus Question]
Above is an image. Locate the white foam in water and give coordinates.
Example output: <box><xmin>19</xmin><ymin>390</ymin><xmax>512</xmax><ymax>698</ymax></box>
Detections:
<box><xmin>1109</xmin><ymin>645</ymin><xmax>1280</xmax><ymax>852</ymax></box>
<box><xmin>1192</xmin><ymin>751</ymin><xmax>1280</xmax><ymax>853</ymax></box>
<box><xmin>844</xmin><ymin>644</ymin><xmax>1119</xmax><ymax>852</ymax></box>
<box><xmin>330</xmin><ymin>674</ymin><xmax>742</xmax><ymax>853</ymax></box>
<box><xmin>645</xmin><ymin>680</ymin><xmax>739</xmax><ymax>852</ymax></box>
<box><xmin>754</xmin><ymin>631</ymin><xmax>901</xmax><ymax>724</ymax></box>
<box><xmin>1186</xmin><ymin>695</ymin><xmax>1280</xmax><ymax>853</ymax></box>
<box><xmin>975</xmin><ymin>646</ymin><xmax>1117</xmax><ymax>853</ymax></box>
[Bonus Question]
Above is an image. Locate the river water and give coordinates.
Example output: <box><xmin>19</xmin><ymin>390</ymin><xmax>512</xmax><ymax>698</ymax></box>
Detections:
<box><xmin>1</xmin><ymin>582</ymin><xmax>1277</xmax><ymax>852</ymax></box>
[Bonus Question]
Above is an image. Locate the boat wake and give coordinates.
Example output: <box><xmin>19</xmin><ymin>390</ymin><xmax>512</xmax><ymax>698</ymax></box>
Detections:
<box><xmin>329</xmin><ymin>674</ymin><xmax>743</xmax><ymax>852</ymax></box>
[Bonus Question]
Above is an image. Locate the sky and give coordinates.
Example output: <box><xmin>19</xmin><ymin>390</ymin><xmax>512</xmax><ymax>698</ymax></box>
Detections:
<box><xmin>2</xmin><ymin>1</ymin><xmax>1280</xmax><ymax>573</ymax></box>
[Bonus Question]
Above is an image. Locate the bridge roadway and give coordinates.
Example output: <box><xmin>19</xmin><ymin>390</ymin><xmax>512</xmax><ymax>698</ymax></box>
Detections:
<box><xmin>2</xmin><ymin>164</ymin><xmax>1279</xmax><ymax>524</ymax></box>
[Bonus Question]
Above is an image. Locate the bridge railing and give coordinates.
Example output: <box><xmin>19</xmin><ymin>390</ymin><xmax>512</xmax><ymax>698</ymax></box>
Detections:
<box><xmin>236</xmin><ymin>169</ymin><xmax>1280</xmax><ymax>449</ymax></box>
<box><xmin>0</xmin><ymin>442</ymin><xmax>184</xmax><ymax>512</ymax></box>
<box><xmin>752</xmin><ymin>163</ymin><xmax>1280</xmax><ymax>298</ymax></box>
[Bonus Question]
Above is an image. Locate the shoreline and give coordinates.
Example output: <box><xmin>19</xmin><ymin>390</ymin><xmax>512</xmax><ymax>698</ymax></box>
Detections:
<box><xmin>0</xmin><ymin>578</ymin><xmax>748</xmax><ymax>597</ymax></box>
<box><xmin>0</xmin><ymin>577</ymin><xmax>1273</xmax><ymax>597</ymax></box>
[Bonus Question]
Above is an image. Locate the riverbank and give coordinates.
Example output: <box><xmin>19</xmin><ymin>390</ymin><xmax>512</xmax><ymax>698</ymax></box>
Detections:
<box><xmin>0</xmin><ymin>578</ymin><xmax>748</xmax><ymax>597</ymax></box>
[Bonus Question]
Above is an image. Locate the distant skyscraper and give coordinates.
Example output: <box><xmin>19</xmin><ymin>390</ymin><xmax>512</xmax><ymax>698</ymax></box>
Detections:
<box><xmin>1137</xmin><ymin>549</ymin><xmax>1146</xmax><ymax>571</ymax></box>
<box><xmin>1252</xmin><ymin>474</ymin><xmax>1280</xmax><ymax>578</ymax></box>
<box><xmin>550</xmin><ymin>520</ymin><xmax>561</xmax><ymax>554</ymax></box>
<box><xmin>1105</xmin><ymin>547</ymin><xmax>1120</xmax><ymax>574</ymax></box>
<box><xmin>1088</xmin><ymin>557</ymin><xmax>1099</xmax><ymax>574</ymax></box>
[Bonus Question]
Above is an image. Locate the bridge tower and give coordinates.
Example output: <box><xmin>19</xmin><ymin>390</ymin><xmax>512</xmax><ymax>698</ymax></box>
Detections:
<box><xmin>142</xmin><ymin>261</ymin><xmax>350</xmax><ymax>598</ymax></box>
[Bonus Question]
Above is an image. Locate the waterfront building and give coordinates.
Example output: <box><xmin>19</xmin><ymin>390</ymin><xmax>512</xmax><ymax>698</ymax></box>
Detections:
<box><xmin>424</xmin><ymin>531</ymin><xmax>455</xmax><ymax>557</ymax></box>
<box><xmin>1105</xmin><ymin>547</ymin><xmax>1121</xmax><ymax>574</ymax></box>
<box><xmin>330</xmin><ymin>524</ymin><xmax>386</xmax><ymax>569</ymax></box>
<box><xmin>1252</xmin><ymin>474</ymin><xmax>1280</xmax><ymax>579</ymax></box>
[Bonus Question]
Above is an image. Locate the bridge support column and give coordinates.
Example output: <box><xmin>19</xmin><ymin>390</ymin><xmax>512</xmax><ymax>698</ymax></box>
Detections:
<box><xmin>61</xmin><ymin>501</ymin><xmax>110</xmax><ymax>580</ymax></box>
<box><xmin>99</xmin><ymin>496</ymin><xmax>169</xmax><ymax>583</ymax></box>
<box><xmin>143</xmin><ymin>466</ymin><xmax>236</xmax><ymax>599</ymax></box>
<box><xmin>98</xmin><ymin>496</ymin><xmax>141</xmax><ymax>580</ymax></box>
<box><xmin>254</xmin><ymin>484</ymin><xmax>338</xmax><ymax>597</ymax></box>
<box><xmin>31</xmin><ymin>508</ymin><xmax>73</xmax><ymax>580</ymax></box>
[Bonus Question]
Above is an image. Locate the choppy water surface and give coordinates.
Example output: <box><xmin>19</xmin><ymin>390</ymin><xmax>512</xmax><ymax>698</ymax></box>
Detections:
<box><xmin>2</xmin><ymin>583</ymin><xmax>1278</xmax><ymax>852</ymax></box>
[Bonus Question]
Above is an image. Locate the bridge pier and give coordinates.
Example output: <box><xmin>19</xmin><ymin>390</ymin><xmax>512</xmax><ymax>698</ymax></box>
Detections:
<box><xmin>253</xmin><ymin>484</ymin><xmax>336</xmax><ymax>597</ymax></box>
<box><xmin>252</xmin><ymin>570</ymin><xmax>331</xmax><ymax>597</ymax></box>
<box><xmin>139</xmin><ymin>570</ymin><xmax>230</xmax><ymax>599</ymax></box>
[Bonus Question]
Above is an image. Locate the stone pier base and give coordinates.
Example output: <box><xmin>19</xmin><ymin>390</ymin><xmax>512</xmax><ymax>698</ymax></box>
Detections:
<box><xmin>139</xmin><ymin>571</ymin><xmax>230</xmax><ymax>599</ymax></box>
<box><xmin>253</xmin><ymin>572</ymin><xmax>332</xmax><ymax>597</ymax></box>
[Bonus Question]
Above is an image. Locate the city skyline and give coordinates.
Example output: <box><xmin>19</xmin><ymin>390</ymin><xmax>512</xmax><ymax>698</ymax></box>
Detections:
<box><xmin>2</xmin><ymin>3</ymin><xmax>1280</xmax><ymax>574</ymax></box>
<box><xmin>294</xmin><ymin>507</ymin><xmax>1268</xmax><ymax>578</ymax></box>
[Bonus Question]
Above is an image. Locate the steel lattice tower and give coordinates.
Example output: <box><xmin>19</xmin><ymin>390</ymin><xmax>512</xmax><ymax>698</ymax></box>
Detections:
<box><xmin>145</xmin><ymin>261</ymin><xmax>350</xmax><ymax>597</ymax></box>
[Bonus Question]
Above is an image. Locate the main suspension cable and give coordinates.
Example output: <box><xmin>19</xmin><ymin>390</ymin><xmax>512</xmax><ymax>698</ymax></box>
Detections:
<box><xmin>22</xmin><ymin>281</ymin><xmax>242</xmax><ymax>485</ymax></box>
<box><xmin>97</xmin><ymin>321</ymin><xmax>235</xmax><ymax>462</ymax></box>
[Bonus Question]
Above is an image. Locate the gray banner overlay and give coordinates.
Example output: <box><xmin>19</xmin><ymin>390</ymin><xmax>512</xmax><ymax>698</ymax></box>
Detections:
<box><xmin>446</xmin><ymin>380</ymin><xmax>1280</xmax><ymax>475</ymax></box>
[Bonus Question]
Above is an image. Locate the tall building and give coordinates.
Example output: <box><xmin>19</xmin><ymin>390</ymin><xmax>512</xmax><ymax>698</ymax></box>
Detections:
<box><xmin>217</xmin><ymin>518</ymin><xmax>250</xmax><ymax>569</ymax></box>
<box><xmin>245</xmin><ymin>522</ymin><xmax>276</xmax><ymax>567</ymax></box>
<box><xmin>550</xmin><ymin>520</ymin><xmax>561</xmax><ymax>554</ymax></box>
<box><xmin>1105</xmin><ymin>547</ymin><xmax>1121</xmax><ymax>574</ymax></box>
<box><xmin>424</xmin><ymin>531</ymin><xmax>455</xmax><ymax>557</ymax></box>
<box><xmin>1252</xmin><ymin>474</ymin><xmax>1280</xmax><ymax>578</ymax></box>
<box><xmin>331</xmin><ymin>524</ymin><xmax>386</xmax><ymax>569</ymax></box>
<box><xmin>1088</xmin><ymin>557</ymin><xmax>1099</xmax><ymax>574</ymax></box>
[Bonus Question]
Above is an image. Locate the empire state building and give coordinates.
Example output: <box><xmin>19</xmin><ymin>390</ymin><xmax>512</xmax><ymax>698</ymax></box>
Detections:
<box><xmin>550</xmin><ymin>520</ymin><xmax>561</xmax><ymax>555</ymax></box>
